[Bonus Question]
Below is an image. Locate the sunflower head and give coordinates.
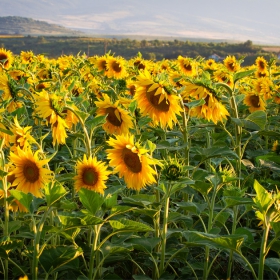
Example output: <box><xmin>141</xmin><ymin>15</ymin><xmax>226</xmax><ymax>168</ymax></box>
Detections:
<box><xmin>0</xmin><ymin>48</ymin><xmax>14</xmax><ymax>70</ymax></box>
<box><xmin>255</xmin><ymin>56</ymin><xmax>267</xmax><ymax>72</ymax></box>
<box><xmin>223</xmin><ymin>55</ymin><xmax>240</xmax><ymax>72</ymax></box>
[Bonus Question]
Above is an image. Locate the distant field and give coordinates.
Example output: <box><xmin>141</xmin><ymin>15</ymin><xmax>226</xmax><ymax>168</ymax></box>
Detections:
<box><xmin>262</xmin><ymin>46</ymin><xmax>280</xmax><ymax>53</ymax></box>
<box><xmin>0</xmin><ymin>34</ymin><xmax>24</xmax><ymax>38</ymax></box>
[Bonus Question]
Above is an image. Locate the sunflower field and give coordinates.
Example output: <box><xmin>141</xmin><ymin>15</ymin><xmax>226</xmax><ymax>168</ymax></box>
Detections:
<box><xmin>0</xmin><ymin>47</ymin><xmax>280</xmax><ymax>280</ymax></box>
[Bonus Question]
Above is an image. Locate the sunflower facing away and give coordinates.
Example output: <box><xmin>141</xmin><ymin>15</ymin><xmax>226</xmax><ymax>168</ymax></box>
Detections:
<box><xmin>74</xmin><ymin>154</ymin><xmax>110</xmax><ymax>194</ymax></box>
<box><xmin>106</xmin><ymin>134</ymin><xmax>158</xmax><ymax>191</ymax></box>
<box><xmin>95</xmin><ymin>94</ymin><xmax>134</xmax><ymax>135</ymax></box>
<box><xmin>135</xmin><ymin>70</ymin><xmax>182</xmax><ymax>129</ymax></box>
<box><xmin>9</xmin><ymin>146</ymin><xmax>53</xmax><ymax>198</ymax></box>
<box><xmin>0</xmin><ymin>48</ymin><xmax>14</xmax><ymax>70</ymax></box>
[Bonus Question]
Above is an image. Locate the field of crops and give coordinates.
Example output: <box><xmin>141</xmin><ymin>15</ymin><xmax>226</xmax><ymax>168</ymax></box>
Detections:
<box><xmin>0</xmin><ymin>48</ymin><xmax>280</xmax><ymax>280</ymax></box>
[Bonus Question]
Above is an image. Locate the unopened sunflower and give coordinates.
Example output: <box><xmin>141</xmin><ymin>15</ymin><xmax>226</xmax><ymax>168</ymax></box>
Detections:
<box><xmin>106</xmin><ymin>134</ymin><xmax>158</xmax><ymax>191</ymax></box>
<box><xmin>95</xmin><ymin>94</ymin><xmax>134</xmax><ymax>135</ymax></box>
<box><xmin>9</xmin><ymin>146</ymin><xmax>53</xmax><ymax>198</ymax></box>
<box><xmin>74</xmin><ymin>154</ymin><xmax>110</xmax><ymax>194</ymax></box>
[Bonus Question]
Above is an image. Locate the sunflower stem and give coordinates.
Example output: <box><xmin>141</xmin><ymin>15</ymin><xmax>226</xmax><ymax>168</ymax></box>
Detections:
<box><xmin>88</xmin><ymin>224</ymin><xmax>102</xmax><ymax>280</ymax></box>
<box><xmin>64</xmin><ymin>106</ymin><xmax>92</xmax><ymax>157</ymax></box>
<box><xmin>159</xmin><ymin>182</ymin><xmax>171</xmax><ymax>277</ymax></box>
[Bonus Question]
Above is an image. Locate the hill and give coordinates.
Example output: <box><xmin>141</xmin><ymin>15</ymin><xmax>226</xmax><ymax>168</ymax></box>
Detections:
<box><xmin>0</xmin><ymin>16</ymin><xmax>83</xmax><ymax>36</ymax></box>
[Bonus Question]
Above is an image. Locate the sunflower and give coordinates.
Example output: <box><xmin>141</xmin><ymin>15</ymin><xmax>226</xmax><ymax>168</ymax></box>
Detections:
<box><xmin>255</xmin><ymin>69</ymin><xmax>269</xmax><ymax>78</ymax></box>
<box><xmin>20</xmin><ymin>51</ymin><xmax>35</xmax><ymax>64</ymax></box>
<box><xmin>95</xmin><ymin>55</ymin><xmax>109</xmax><ymax>73</ymax></box>
<box><xmin>203</xmin><ymin>59</ymin><xmax>218</xmax><ymax>71</ymax></box>
<box><xmin>255</xmin><ymin>56</ymin><xmax>267</xmax><ymax>72</ymax></box>
<box><xmin>8</xmin><ymin>69</ymin><xmax>26</xmax><ymax>81</ymax></box>
<box><xmin>253</xmin><ymin>77</ymin><xmax>274</xmax><ymax>100</ymax></box>
<box><xmin>125</xmin><ymin>78</ymin><xmax>137</xmax><ymax>96</ymax></box>
<box><xmin>74</xmin><ymin>154</ymin><xmax>110</xmax><ymax>194</ymax></box>
<box><xmin>243</xmin><ymin>92</ymin><xmax>266</xmax><ymax>112</ymax></box>
<box><xmin>106</xmin><ymin>134</ymin><xmax>158</xmax><ymax>191</ymax></box>
<box><xmin>0</xmin><ymin>48</ymin><xmax>14</xmax><ymax>70</ymax></box>
<box><xmin>177</xmin><ymin>55</ymin><xmax>196</xmax><ymax>76</ymax></box>
<box><xmin>95</xmin><ymin>94</ymin><xmax>134</xmax><ymax>135</ymax></box>
<box><xmin>223</xmin><ymin>55</ymin><xmax>240</xmax><ymax>72</ymax></box>
<box><xmin>106</xmin><ymin>56</ymin><xmax>127</xmax><ymax>79</ymax></box>
<box><xmin>135</xmin><ymin>70</ymin><xmax>182</xmax><ymax>128</ymax></box>
<box><xmin>182</xmin><ymin>82</ymin><xmax>230</xmax><ymax>124</ymax></box>
<box><xmin>9</xmin><ymin>147</ymin><xmax>53</xmax><ymax>198</ymax></box>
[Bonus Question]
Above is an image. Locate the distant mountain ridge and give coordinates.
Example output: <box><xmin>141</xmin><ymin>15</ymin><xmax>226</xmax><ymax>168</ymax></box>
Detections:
<box><xmin>0</xmin><ymin>16</ymin><xmax>83</xmax><ymax>36</ymax></box>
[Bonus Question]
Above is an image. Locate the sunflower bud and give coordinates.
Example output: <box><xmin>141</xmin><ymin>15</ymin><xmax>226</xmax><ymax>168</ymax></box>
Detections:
<box><xmin>161</xmin><ymin>157</ymin><xmax>184</xmax><ymax>181</ymax></box>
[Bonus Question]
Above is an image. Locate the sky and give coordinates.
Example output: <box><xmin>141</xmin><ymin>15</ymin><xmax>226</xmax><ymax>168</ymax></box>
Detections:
<box><xmin>2</xmin><ymin>0</ymin><xmax>280</xmax><ymax>45</ymax></box>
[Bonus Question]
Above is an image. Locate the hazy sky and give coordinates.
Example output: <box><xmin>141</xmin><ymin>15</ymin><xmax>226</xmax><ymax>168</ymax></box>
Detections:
<box><xmin>2</xmin><ymin>0</ymin><xmax>280</xmax><ymax>44</ymax></box>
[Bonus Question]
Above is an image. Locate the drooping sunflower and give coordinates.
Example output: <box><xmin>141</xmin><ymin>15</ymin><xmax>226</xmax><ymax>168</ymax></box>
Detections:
<box><xmin>34</xmin><ymin>90</ymin><xmax>69</xmax><ymax>145</ymax></box>
<box><xmin>213</xmin><ymin>69</ymin><xmax>234</xmax><ymax>88</ymax></box>
<box><xmin>74</xmin><ymin>154</ymin><xmax>110</xmax><ymax>194</ymax></box>
<box><xmin>95</xmin><ymin>55</ymin><xmax>109</xmax><ymax>73</ymax></box>
<box><xmin>223</xmin><ymin>55</ymin><xmax>240</xmax><ymax>72</ymax></box>
<box><xmin>0</xmin><ymin>48</ymin><xmax>14</xmax><ymax>70</ymax></box>
<box><xmin>95</xmin><ymin>94</ymin><xmax>134</xmax><ymax>135</ymax></box>
<box><xmin>106</xmin><ymin>134</ymin><xmax>158</xmax><ymax>191</ymax></box>
<box><xmin>9</xmin><ymin>116</ymin><xmax>36</xmax><ymax>152</ymax></box>
<box><xmin>243</xmin><ymin>92</ymin><xmax>266</xmax><ymax>112</ymax></box>
<box><xmin>255</xmin><ymin>56</ymin><xmax>267</xmax><ymax>72</ymax></box>
<box><xmin>177</xmin><ymin>55</ymin><xmax>197</xmax><ymax>76</ymax></box>
<box><xmin>182</xmin><ymin>82</ymin><xmax>230</xmax><ymax>124</ymax></box>
<box><xmin>106</xmin><ymin>56</ymin><xmax>127</xmax><ymax>79</ymax></box>
<box><xmin>9</xmin><ymin>146</ymin><xmax>53</xmax><ymax>198</ymax></box>
<box><xmin>135</xmin><ymin>70</ymin><xmax>183</xmax><ymax>129</ymax></box>
<box><xmin>0</xmin><ymin>72</ymin><xmax>23</xmax><ymax>112</ymax></box>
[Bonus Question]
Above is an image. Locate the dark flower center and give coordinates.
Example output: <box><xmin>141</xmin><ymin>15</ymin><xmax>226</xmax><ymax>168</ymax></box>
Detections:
<box><xmin>112</xmin><ymin>61</ymin><xmax>122</xmax><ymax>73</ymax></box>
<box><xmin>82</xmin><ymin>167</ymin><xmax>98</xmax><ymax>185</ymax></box>
<box><xmin>106</xmin><ymin>107</ymin><xmax>122</xmax><ymax>126</ymax></box>
<box><xmin>122</xmin><ymin>148</ymin><xmax>142</xmax><ymax>173</ymax></box>
<box><xmin>249</xmin><ymin>95</ymin><xmax>260</xmax><ymax>108</ymax></box>
<box><xmin>23</xmin><ymin>161</ymin><xmax>40</xmax><ymax>183</ymax></box>
<box><xmin>146</xmin><ymin>87</ymin><xmax>170</xmax><ymax>112</ymax></box>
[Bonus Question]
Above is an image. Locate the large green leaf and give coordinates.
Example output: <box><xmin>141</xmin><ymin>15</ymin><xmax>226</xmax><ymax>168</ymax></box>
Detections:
<box><xmin>253</xmin><ymin>180</ymin><xmax>273</xmax><ymax>213</ymax></box>
<box><xmin>109</xmin><ymin>219</ymin><xmax>154</xmax><ymax>232</ymax></box>
<box><xmin>45</xmin><ymin>181</ymin><xmax>68</xmax><ymax>206</ymax></box>
<box><xmin>184</xmin><ymin>231</ymin><xmax>245</xmax><ymax>251</ymax></box>
<box><xmin>39</xmin><ymin>245</ymin><xmax>83</xmax><ymax>273</ymax></box>
<box><xmin>126</xmin><ymin>237</ymin><xmax>160</xmax><ymax>253</ymax></box>
<box><xmin>245</xmin><ymin>110</ymin><xmax>267</xmax><ymax>130</ymax></box>
<box><xmin>78</xmin><ymin>188</ymin><xmax>105</xmax><ymax>215</ymax></box>
<box><xmin>233</xmin><ymin>69</ymin><xmax>255</xmax><ymax>82</ymax></box>
<box><xmin>9</xmin><ymin>190</ymin><xmax>33</xmax><ymax>213</ymax></box>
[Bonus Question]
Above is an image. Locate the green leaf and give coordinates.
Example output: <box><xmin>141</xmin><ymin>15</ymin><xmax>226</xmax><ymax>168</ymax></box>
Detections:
<box><xmin>109</xmin><ymin>219</ymin><xmax>154</xmax><ymax>232</ymax></box>
<box><xmin>39</xmin><ymin>245</ymin><xmax>83</xmax><ymax>273</ymax></box>
<box><xmin>233</xmin><ymin>69</ymin><xmax>255</xmax><ymax>83</ymax></box>
<box><xmin>127</xmin><ymin>237</ymin><xmax>160</xmax><ymax>253</ymax></box>
<box><xmin>7</xmin><ymin>220</ymin><xmax>21</xmax><ymax>235</ymax></box>
<box><xmin>223</xmin><ymin>197</ymin><xmax>253</xmax><ymax>208</ymax></box>
<box><xmin>184</xmin><ymin>231</ymin><xmax>245</xmax><ymax>251</ymax></box>
<box><xmin>191</xmin><ymin>181</ymin><xmax>212</xmax><ymax>196</ymax></box>
<box><xmin>128</xmin><ymin>99</ymin><xmax>137</xmax><ymax>113</ymax></box>
<box><xmin>45</xmin><ymin>182</ymin><xmax>68</xmax><ymax>206</ymax></box>
<box><xmin>264</xmin><ymin>258</ymin><xmax>280</xmax><ymax>273</ymax></box>
<box><xmin>58</xmin><ymin>212</ymin><xmax>85</xmax><ymax>227</ymax></box>
<box><xmin>253</xmin><ymin>180</ymin><xmax>273</xmax><ymax>213</ymax></box>
<box><xmin>0</xmin><ymin>240</ymin><xmax>23</xmax><ymax>255</ymax></box>
<box><xmin>184</xmin><ymin>99</ymin><xmax>205</xmax><ymax>109</ymax></box>
<box><xmin>9</xmin><ymin>190</ymin><xmax>33</xmax><ymax>213</ymax></box>
<box><xmin>74</xmin><ymin>109</ymin><xmax>90</xmax><ymax>123</ymax></box>
<box><xmin>245</xmin><ymin>110</ymin><xmax>267</xmax><ymax>130</ymax></box>
<box><xmin>101</xmin><ymin>244</ymin><xmax>132</xmax><ymax>257</ymax></box>
<box><xmin>271</xmin><ymin>221</ymin><xmax>280</xmax><ymax>237</ymax></box>
<box><xmin>88</xmin><ymin>115</ymin><xmax>107</xmax><ymax>129</ymax></box>
<box><xmin>78</xmin><ymin>188</ymin><xmax>105</xmax><ymax>215</ymax></box>
<box><xmin>0</xmin><ymin>127</ymin><xmax>13</xmax><ymax>136</ymax></box>
<box><xmin>174</xmin><ymin>202</ymin><xmax>203</xmax><ymax>214</ymax></box>
<box><xmin>55</xmin><ymin>173</ymin><xmax>75</xmax><ymax>183</ymax></box>
<box><xmin>258</xmin><ymin>130</ymin><xmax>280</xmax><ymax>138</ymax></box>
<box><xmin>194</xmin><ymin>146</ymin><xmax>238</xmax><ymax>162</ymax></box>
